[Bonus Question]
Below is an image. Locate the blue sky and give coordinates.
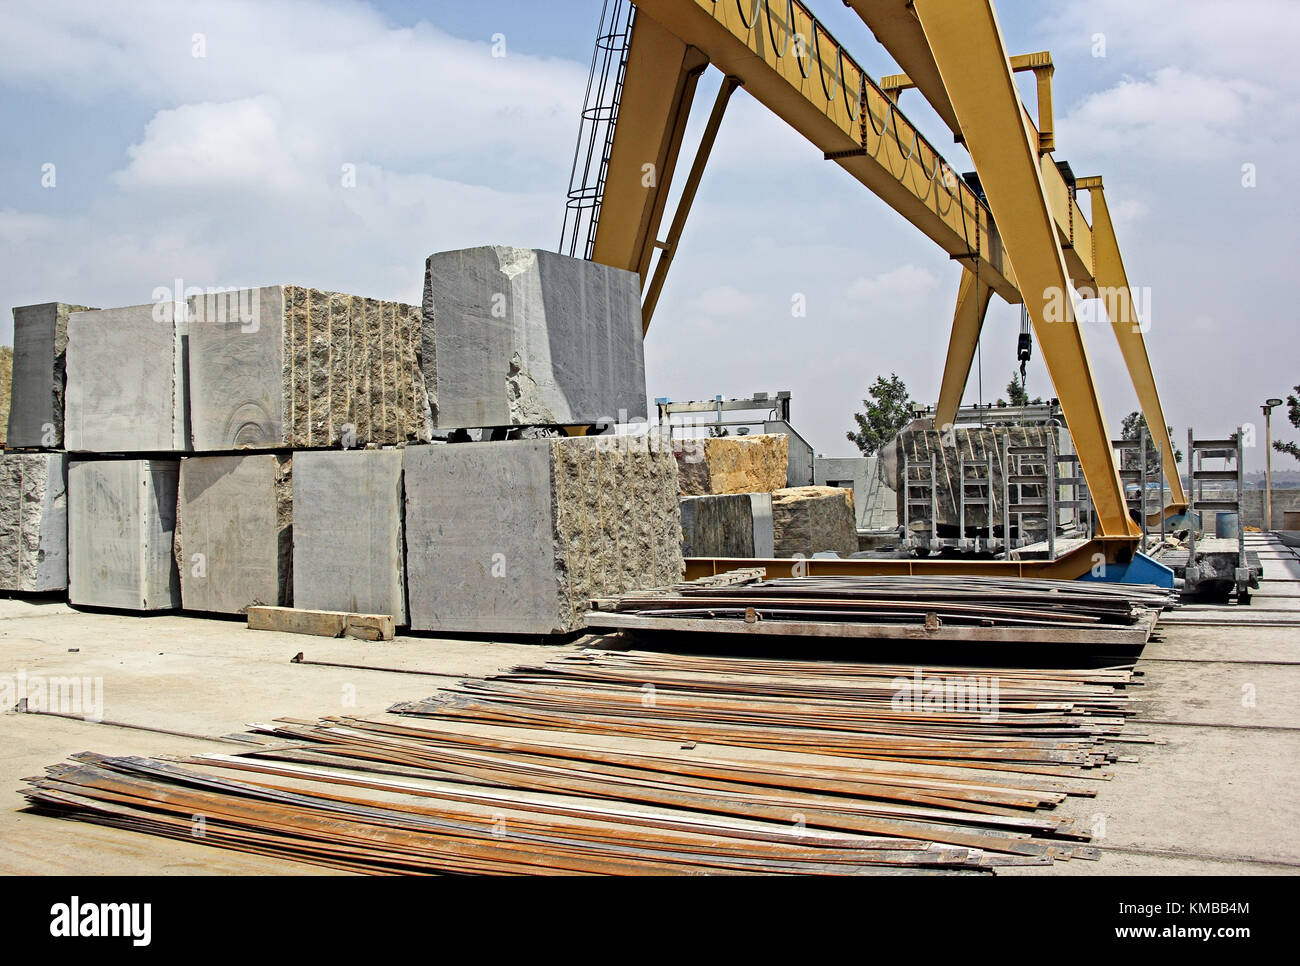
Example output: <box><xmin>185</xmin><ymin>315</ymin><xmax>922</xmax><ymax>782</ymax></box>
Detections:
<box><xmin>1</xmin><ymin>0</ymin><xmax>1297</xmax><ymax>465</ymax></box>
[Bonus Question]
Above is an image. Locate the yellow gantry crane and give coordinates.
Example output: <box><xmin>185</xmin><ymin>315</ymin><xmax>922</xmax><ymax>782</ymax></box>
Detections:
<box><xmin>563</xmin><ymin>0</ymin><xmax>1185</xmax><ymax>579</ymax></box>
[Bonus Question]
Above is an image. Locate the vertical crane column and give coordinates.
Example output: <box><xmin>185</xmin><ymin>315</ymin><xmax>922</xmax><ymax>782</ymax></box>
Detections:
<box><xmin>911</xmin><ymin>0</ymin><xmax>1138</xmax><ymax>539</ymax></box>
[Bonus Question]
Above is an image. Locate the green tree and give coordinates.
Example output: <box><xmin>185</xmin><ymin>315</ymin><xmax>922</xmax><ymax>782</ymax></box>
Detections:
<box><xmin>998</xmin><ymin>372</ymin><xmax>1042</xmax><ymax>407</ymax></box>
<box><xmin>1120</xmin><ymin>410</ymin><xmax>1183</xmax><ymax>479</ymax></box>
<box><xmin>1273</xmin><ymin>386</ymin><xmax>1300</xmax><ymax>461</ymax></box>
<box><xmin>847</xmin><ymin>373</ymin><xmax>915</xmax><ymax>456</ymax></box>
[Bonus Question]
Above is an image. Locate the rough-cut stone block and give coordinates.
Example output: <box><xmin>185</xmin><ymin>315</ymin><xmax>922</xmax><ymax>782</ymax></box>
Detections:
<box><xmin>674</xmin><ymin>434</ymin><xmax>788</xmax><ymax>496</ymax></box>
<box><xmin>422</xmin><ymin>247</ymin><xmax>646</xmax><ymax>429</ymax></box>
<box><xmin>771</xmin><ymin>486</ymin><xmax>857</xmax><ymax>557</ymax></box>
<box><xmin>292</xmin><ymin>450</ymin><xmax>406</xmax><ymax>623</ymax></box>
<box><xmin>680</xmin><ymin>493</ymin><xmax>774</xmax><ymax>558</ymax></box>
<box><xmin>177</xmin><ymin>454</ymin><xmax>292</xmax><ymax>614</ymax></box>
<box><xmin>7</xmin><ymin>302</ymin><xmax>96</xmax><ymax>449</ymax></box>
<box><xmin>403</xmin><ymin>437</ymin><xmax>682</xmax><ymax>635</ymax></box>
<box><xmin>883</xmin><ymin>424</ymin><xmax>1057</xmax><ymax>534</ymax></box>
<box><xmin>186</xmin><ymin>286</ymin><xmax>430</xmax><ymax>451</ymax></box>
<box><xmin>0</xmin><ymin>453</ymin><xmax>68</xmax><ymax>592</ymax></box>
<box><xmin>68</xmin><ymin>459</ymin><xmax>181</xmax><ymax>610</ymax></box>
<box><xmin>65</xmin><ymin>303</ymin><xmax>187</xmax><ymax>453</ymax></box>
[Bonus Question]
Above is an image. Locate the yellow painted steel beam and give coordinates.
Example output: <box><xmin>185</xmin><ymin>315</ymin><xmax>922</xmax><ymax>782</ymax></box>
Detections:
<box><xmin>591</xmin><ymin>13</ymin><xmax>708</xmax><ymax>282</ymax></box>
<box><xmin>846</xmin><ymin>1</ymin><xmax>1090</xmax><ymax>290</ymax></box>
<box><xmin>625</xmin><ymin>0</ymin><xmax>1019</xmax><ymax>300</ymax></box>
<box><xmin>933</xmin><ymin>267</ymin><xmax>993</xmax><ymax>430</ymax></box>
<box><xmin>684</xmin><ymin>536</ymin><xmax>1138</xmax><ymax>580</ymax></box>
<box><xmin>641</xmin><ymin>74</ymin><xmax>743</xmax><ymax>334</ymax></box>
<box><xmin>1086</xmin><ymin>180</ymin><xmax>1188</xmax><ymax>512</ymax></box>
<box><xmin>911</xmin><ymin>0</ymin><xmax>1138</xmax><ymax>540</ymax></box>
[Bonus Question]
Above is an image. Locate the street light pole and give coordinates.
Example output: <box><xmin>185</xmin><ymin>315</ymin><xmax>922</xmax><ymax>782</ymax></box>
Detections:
<box><xmin>1264</xmin><ymin>398</ymin><xmax>1284</xmax><ymax>530</ymax></box>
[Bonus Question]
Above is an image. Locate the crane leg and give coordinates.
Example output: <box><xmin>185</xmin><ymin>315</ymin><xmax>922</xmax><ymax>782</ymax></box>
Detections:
<box><xmin>912</xmin><ymin>0</ymin><xmax>1138</xmax><ymax>540</ymax></box>
<box><xmin>934</xmin><ymin>266</ymin><xmax>993</xmax><ymax>431</ymax></box>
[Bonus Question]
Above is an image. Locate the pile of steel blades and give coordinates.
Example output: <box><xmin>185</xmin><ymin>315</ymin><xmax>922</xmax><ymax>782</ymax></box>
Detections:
<box><xmin>23</xmin><ymin>648</ymin><xmax>1145</xmax><ymax>875</ymax></box>
<box><xmin>585</xmin><ymin>574</ymin><xmax>1177</xmax><ymax>644</ymax></box>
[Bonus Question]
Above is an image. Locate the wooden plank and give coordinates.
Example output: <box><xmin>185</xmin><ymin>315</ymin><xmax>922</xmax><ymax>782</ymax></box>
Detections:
<box><xmin>583</xmin><ymin>611</ymin><xmax>1152</xmax><ymax>645</ymax></box>
<box><xmin>247</xmin><ymin>605</ymin><xmax>394</xmax><ymax>641</ymax></box>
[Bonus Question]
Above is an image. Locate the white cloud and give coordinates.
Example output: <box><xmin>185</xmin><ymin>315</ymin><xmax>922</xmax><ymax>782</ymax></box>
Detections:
<box><xmin>845</xmin><ymin>264</ymin><xmax>939</xmax><ymax>302</ymax></box>
<box><xmin>1059</xmin><ymin>67</ymin><xmax>1271</xmax><ymax>159</ymax></box>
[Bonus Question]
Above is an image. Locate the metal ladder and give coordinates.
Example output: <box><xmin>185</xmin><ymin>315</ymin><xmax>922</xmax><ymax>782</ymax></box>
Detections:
<box><xmin>1004</xmin><ymin>438</ymin><xmax>1056</xmax><ymax>556</ymax></box>
<box><xmin>559</xmin><ymin>0</ymin><xmax>636</xmax><ymax>259</ymax></box>
<box><xmin>958</xmin><ymin>453</ymin><xmax>995</xmax><ymax>551</ymax></box>
<box><xmin>902</xmin><ymin>451</ymin><xmax>938</xmax><ymax>551</ymax></box>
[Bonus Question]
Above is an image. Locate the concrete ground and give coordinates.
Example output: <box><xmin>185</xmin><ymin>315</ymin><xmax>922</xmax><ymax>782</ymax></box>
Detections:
<box><xmin>2</xmin><ymin>533</ymin><xmax>1297</xmax><ymax>876</ymax></box>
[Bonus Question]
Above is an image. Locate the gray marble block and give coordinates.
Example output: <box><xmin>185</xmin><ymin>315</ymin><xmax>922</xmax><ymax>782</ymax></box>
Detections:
<box><xmin>422</xmin><ymin>247</ymin><xmax>646</xmax><ymax>430</ymax></box>
<box><xmin>177</xmin><ymin>454</ymin><xmax>292</xmax><ymax>614</ymax></box>
<box><xmin>68</xmin><ymin>459</ymin><xmax>181</xmax><ymax>610</ymax></box>
<box><xmin>0</xmin><ymin>452</ymin><xmax>68</xmax><ymax>592</ymax></box>
<box><xmin>6</xmin><ymin>302</ymin><xmax>95</xmax><ymax>449</ymax></box>
<box><xmin>679</xmin><ymin>492</ymin><xmax>774</xmax><ymax>558</ymax></box>
<box><xmin>291</xmin><ymin>450</ymin><xmax>406</xmax><ymax>623</ymax></box>
<box><xmin>402</xmin><ymin>436</ymin><xmax>682</xmax><ymax>635</ymax></box>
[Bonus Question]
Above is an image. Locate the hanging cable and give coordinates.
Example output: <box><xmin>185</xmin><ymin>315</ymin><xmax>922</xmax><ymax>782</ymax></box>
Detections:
<box><xmin>1017</xmin><ymin>303</ymin><xmax>1033</xmax><ymax>384</ymax></box>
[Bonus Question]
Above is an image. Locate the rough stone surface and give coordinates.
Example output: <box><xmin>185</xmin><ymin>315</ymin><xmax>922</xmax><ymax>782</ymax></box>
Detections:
<box><xmin>679</xmin><ymin>493</ymin><xmax>774</xmax><ymax>558</ymax></box>
<box><xmin>0</xmin><ymin>453</ymin><xmax>68</xmax><ymax>592</ymax></box>
<box><xmin>674</xmin><ymin>434</ymin><xmax>788</xmax><ymax>496</ymax></box>
<box><xmin>422</xmin><ymin>247</ymin><xmax>646</xmax><ymax>429</ymax></box>
<box><xmin>65</xmin><ymin>303</ymin><xmax>187</xmax><ymax>453</ymax></box>
<box><xmin>292</xmin><ymin>450</ymin><xmax>406</xmax><ymax>623</ymax></box>
<box><xmin>68</xmin><ymin>459</ymin><xmax>181</xmax><ymax>610</ymax></box>
<box><xmin>7</xmin><ymin>302</ymin><xmax>96</xmax><ymax>449</ymax></box>
<box><xmin>882</xmin><ymin>424</ymin><xmax>1057</xmax><ymax>533</ymax></box>
<box><xmin>176</xmin><ymin>454</ymin><xmax>292</xmax><ymax>614</ymax></box>
<box><xmin>403</xmin><ymin>437</ymin><xmax>682</xmax><ymax>635</ymax></box>
<box><xmin>771</xmin><ymin>486</ymin><xmax>857</xmax><ymax>557</ymax></box>
<box><xmin>186</xmin><ymin>286</ymin><xmax>430</xmax><ymax>451</ymax></box>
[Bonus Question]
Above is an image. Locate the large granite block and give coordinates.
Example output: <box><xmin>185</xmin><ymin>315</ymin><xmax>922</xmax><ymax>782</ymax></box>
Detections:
<box><xmin>883</xmin><ymin>424</ymin><xmax>1057</xmax><ymax>533</ymax></box>
<box><xmin>0</xmin><ymin>453</ymin><xmax>68</xmax><ymax>592</ymax></box>
<box><xmin>771</xmin><ymin>486</ymin><xmax>857</xmax><ymax>557</ymax></box>
<box><xmin>65</xmin><ymin>303</ymin><xmax>187</xmax><ymax>453</ymax></box>
<box><xmin>7</xmin><ymin>302</ymin><xmax>96</xmax><ymax>448</ymax></box>
<box><xmin>292</xmin><ymin>450</ymin><xmax>406</xmax><ymax>623</ymax></box>
<box><xmin>187</xmin><ymin>286</ymin><xmax>430</xmax><ymax>451</ymax></box>
<box><xmin>422</xmin><ymin>247</ymin><xmax>646</xmax><ymax>429</ymax></box>
<box><xmin>674</xmin><ymin>434</ymin><xmax>788</xmax><ymax>496</ymax></box>
<box><xmin>68</xmin><ymin>459</ymin><xmax>181</xmax><ymax>610</ymax></box>
<box><xmin>403</xmin><ymin>436</ymin><xmax>682</xmax><ymax>635</ymax></box>
<box><xmin>680</xmin><ymin>492</ymin><xmax>774</xmax><ymax>558</ymax></box>
<box><xmin>177</xmin><ymin>454</ymin><xmax>292</xmax><ymax>614</ymax></box>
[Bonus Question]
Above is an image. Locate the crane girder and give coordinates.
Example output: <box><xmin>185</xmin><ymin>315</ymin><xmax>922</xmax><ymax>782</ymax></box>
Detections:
<box><xmin>605</xmin><ymin>0</ymin><xmax>1019</xmax><ymax>302</ymax></box>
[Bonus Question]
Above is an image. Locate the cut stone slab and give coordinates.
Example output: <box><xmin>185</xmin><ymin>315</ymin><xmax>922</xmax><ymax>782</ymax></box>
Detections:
<box><xmin>186</xmin><ymin>286</ymin><xmax>430</xmax><ymax>451</ymax></box>
<box><xmin>680</xmin><ymin>493</ymin><xmax>774</xmax><ymax>558</ymax></box>
<box><xmin>0</xmin><ymin>453</ymin><xmax>68</xmax><ymax>592</ymax></box>
<box><xmin>403</xmin><ymin>436</ymin><xmax>683</xmax><ymax>635</ymax></box>
<box><xmin>771</xmin><ymin>486</ymin><xmax>857</xmax><ymax>558</ymax></box>
<box><xmin>247</xmin><ymin>606</ymin><xmax>393</xmax><ymax>641</ymax></box>
<box><xmin>68</xmin><ymin>459</ymin><xmax>181</xmax><ymax>610</ymax></box>
<box><xmin>422</xmin><ymin>246</ymin><xmax>646</xmax><ymax>429</ymax></box>
<box><xmin>674</xmin><ymin>434</ymin><xmax>788</xmax><ymax>496</ymax></box>
<box><xmin>177</xmin><ymin>454</ymin><xmax>292</xmax><ymax>614</ymax></box>
<box><xmin>7</xmin><ymin>302</ymin><xmax>96</xmax><ymax>449</ymax></box>
<box><xmin>64</xmin><ymin>303</ymin><xmax>187</xmax><ymax>453</ymax></box>
<box><xmin>292</xmin><ymin>450</ymin><xmax>406</xmax><ymax>624</ymax></box>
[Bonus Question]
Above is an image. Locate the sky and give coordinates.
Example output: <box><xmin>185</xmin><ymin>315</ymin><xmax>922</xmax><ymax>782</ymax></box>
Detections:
<box><xmin>1</xmin><ymin>0</ymin><xmax>1297</xmax><ymax>468</ymax></box>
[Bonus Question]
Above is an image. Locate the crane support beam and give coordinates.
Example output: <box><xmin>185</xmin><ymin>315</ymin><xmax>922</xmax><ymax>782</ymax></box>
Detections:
<box><xmin>642</xmin><ymin>75</ymin><xmax>742</xmax><ymax>334</ymax></box>
<box><xmin>610</xmin><ymin>0</ymin><xmax>1019</xmax><ymax>301</ymax></box>
<box><xmin>911</xmin><ymin>0</ymin><xmax>1138</xmax><ymax>540</ymax></box>
<box><xmin>847</xmin><ymin>1</ymin><xmax>1093</xmax><ymax>290</ymax></box>
<box><xmin>934</xmin><ymin>267</ymin><xmax>993</xmax><ymax>430</ymax></box>
<box><xmin>591</xmin><ymin>14</ymin><xmax>708</xmax><ymax>283</ymax></box>
<box><xmin>1085</xmin><ymin>179</ymin><xmax>1188</xmax><ymax>512</ymax></box>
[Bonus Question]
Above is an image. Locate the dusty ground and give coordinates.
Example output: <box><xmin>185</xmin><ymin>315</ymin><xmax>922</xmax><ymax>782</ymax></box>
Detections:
<box><xmin>1</xmin><ymin>533</ymin><xmax>1296</xmax><ymax>876</ymax></box>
